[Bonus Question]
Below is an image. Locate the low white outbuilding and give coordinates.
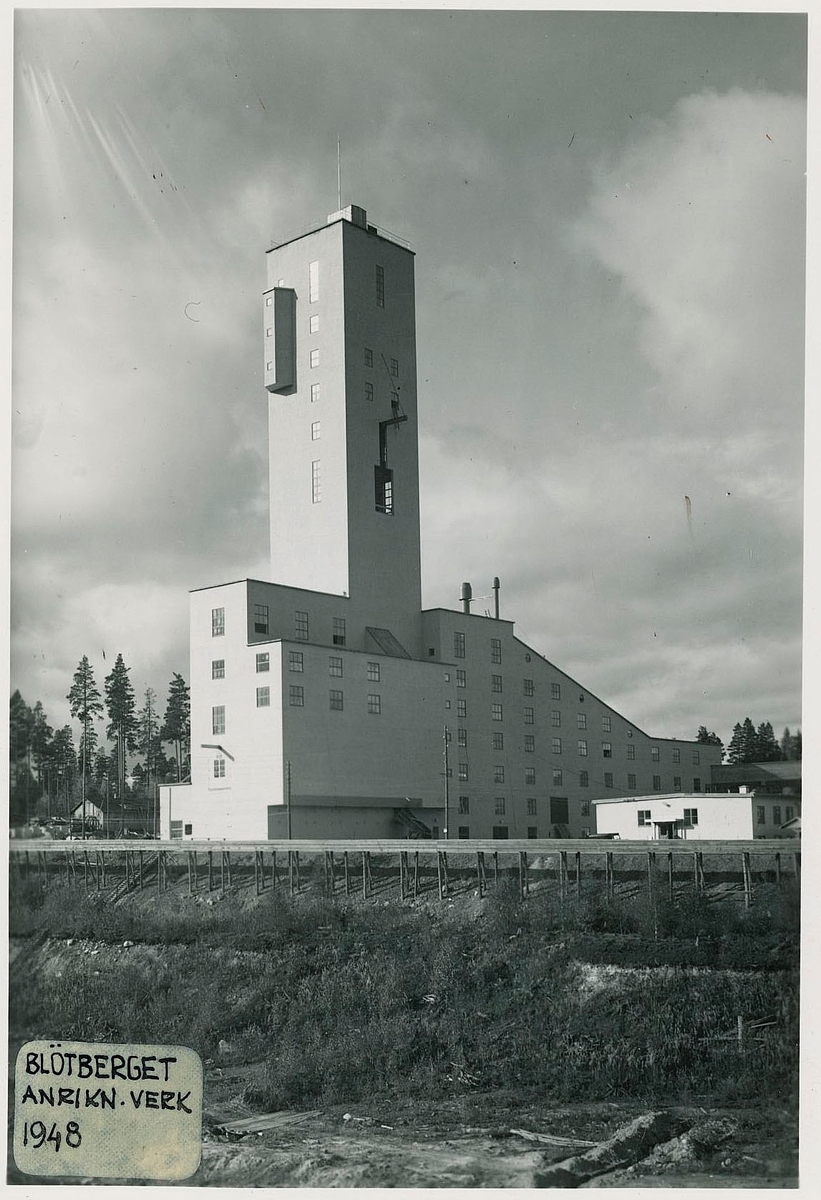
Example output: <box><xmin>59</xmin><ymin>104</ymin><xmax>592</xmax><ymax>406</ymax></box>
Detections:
<box><xmin>593</xmin><ymin>792</ymin><xmax>799</xmax><ymax>840</ymax></box>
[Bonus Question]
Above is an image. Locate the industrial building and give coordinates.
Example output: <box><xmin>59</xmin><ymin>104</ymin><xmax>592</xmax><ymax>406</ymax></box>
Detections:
<box><xmin>159</xmin><ymin>204</ymin><xmax>721</xmax><ymax>841</ymax></box>
<box><xmin>593</xmin><ymin>791</ymin><xmax>800</xmax><ymax>840</ymax></box>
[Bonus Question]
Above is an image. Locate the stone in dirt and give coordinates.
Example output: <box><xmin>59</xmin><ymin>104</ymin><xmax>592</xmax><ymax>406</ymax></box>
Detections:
<box><xmin>533</xmin><ymin>1110</ymin><xmax>692</xmax><ymax>1187</ymax></box>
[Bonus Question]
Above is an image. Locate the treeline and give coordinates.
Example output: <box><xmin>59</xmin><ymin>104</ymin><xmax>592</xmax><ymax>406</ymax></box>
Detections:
<box><xmin>9</xmin><ymin>655</ymin><xmax>190</xmax><ymax>826</ymax></box>
<box><xmin>695</xmin><ymin>722</ymin><xmax>802</xmax><ymax>765</ymax></box>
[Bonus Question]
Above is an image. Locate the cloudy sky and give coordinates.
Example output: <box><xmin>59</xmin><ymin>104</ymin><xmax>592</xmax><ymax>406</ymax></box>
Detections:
<box><xmin>9</xmin><ymin>6</ymin><xmax>808</xmax><ymax>752</ymax></box>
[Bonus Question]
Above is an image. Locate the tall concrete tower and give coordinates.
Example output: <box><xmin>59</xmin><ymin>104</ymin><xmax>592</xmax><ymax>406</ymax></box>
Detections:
<box><xmin>263</xmin><ymin>206</ymin><xmax>422</xmax><ymax>650</ymax></box>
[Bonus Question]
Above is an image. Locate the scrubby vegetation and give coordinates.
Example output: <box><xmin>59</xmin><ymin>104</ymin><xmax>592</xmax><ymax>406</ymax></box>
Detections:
<box><xmin>10</xmin><ymin>877</ymin><xmax>799</xmax><ymax>1114</ymax></box>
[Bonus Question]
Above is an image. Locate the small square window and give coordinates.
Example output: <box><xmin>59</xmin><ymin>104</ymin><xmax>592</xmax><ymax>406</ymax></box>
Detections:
<box><xmin>491</xmin><ymin>674</ymin><xmax>503</xmax><ymax>693</ymax></box>
<box><xmin>256</xmin><ymin>686</ymin><xmax>270</xmax><ymax>708</ymax></box>
<box><xmin>309</xmin><ymin>314</ymin><xmax>319</xmax><ymax>334</ymax></box>
<box><xmin>367</xmin><ymin>661</ymin><xmax>380</xmax><ymax>682</ymax></box>
<box><xmin>458</xmin><ymin>795</ymin><xmax>470</xmax><ymax>815</ymax></box>
<box><xmin>254</xmin><ymin>603</ymin><xmax>269</xmax><ymax>635</ymax></box>
<box><xmin>368</xmin><ymin>693</ymin><xmax>382</xmax><ymax>715</ymax></box>
<box><xmin>330</xmin><ymin>689</ymin><xmax>344</xmax><ymax>711</ymax></box>
<box><xmin>527</xmin><ymin>826</ymin><xmax>538</xmax><ymax>839</ymax></box>
<box><xmin>329</xmin><ymin>656</ymin><xmax>343</xmax><ymax>677</ymax></box>
<box><xmin>311</xmin><ymin>383</ymin><xmax>320</xmax><ymax>403</ymax></box>
<box><xmin>309</xmin><ymin>348</ymin><xmax>319</xmax><ymax>368</ymax></box>
<box><xmin>266</xmin><ymin>326</ymin><xmax>273</xmax><ymax>338</ymax></box>
<box><xmin>333</xmin><ymin>617</ymin><xmax>346</xmax><ymax>646</ymax></box>
<box><xmin>265</xmin><ymin>295</ymin><xmax>273</xmax><ymax>307</ymax></box>
<box><xmin>287</xmin><ymin>651</ymin><xmax>301</xmax><ymax>673</ymax></box>
<box><xmin>211</xmin><ymin>659</ymin><xmax>225</xmax><ymax>680</ymax></box>
<box><xmin>524</xmin><ymin>678</ymin><xmax>534</xmax><ymax>696</ymax></box>
<box><xmin>458</xmin><ymin>826</ymin><xmax>470</xmax><ymax>839</ymax></box>
<box><xmin>212</xmin><ymin>607</ymin><xmax>225</xmax><ymax>637</ymax></box>
<box><xmin>491</xmin><ymin>638</ymin><xmax>502</xmax><ymax>664</ymax></box>
<box><xmin>638</xmin><ymin>809</ymin><xmax>652</xmax><ymax>826</ymax></box>
<box><xmin>266</xmin><ymin>361</ymin><xmax>273</xmax><ymax>371</ymax></box>
<box><xmin>683</xmin><ymin>807</ymin><xmax>699</xmax><ymax>827</ymax></box>
<box><xmin>577</xmin><ymin>739</ymin><xmax>588</xmax><ymax>757</ymax></box>
<box><xmin>184</xmin><ymin>823</ymin><xmax>193</xmax><ymax>836</ymax></box>
<box><xmin>289</xmin><ymin>686</ymin><xmax>304</xmax><ymax>707</ymax></box>
<box><xmin>524</xmin><ymin>707</ymin><xmax>534</xmax><ymax>725</ymax></box>
<box><xmin>491</xmin><ymin>703</ymin><xmax>503</xmax><ymax>721</ymax></box>
<box><xmin>551</xmin><ymin>737</ymin><xmax>562</xmax><ymax>756</ymax></box>
<box><xmin>212</xmin><ymin>705</ymin><xmax>225</xmax><ymax>735</ymax></box>
<box><xmin>493</xmin><ymin>764</ymin><xmax>505</xmax><ymax>783</ymax></box>
<box><xmin>311</xmin><ymin>421</ymin><xmax>321</xmax><ymax>440</ymax></box>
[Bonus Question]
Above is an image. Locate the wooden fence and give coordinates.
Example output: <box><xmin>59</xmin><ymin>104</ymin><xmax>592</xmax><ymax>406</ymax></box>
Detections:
<box><xmin>8</xmin><ymin>838</ymin><xmax>799</xmax><ymax>909</ymax></box>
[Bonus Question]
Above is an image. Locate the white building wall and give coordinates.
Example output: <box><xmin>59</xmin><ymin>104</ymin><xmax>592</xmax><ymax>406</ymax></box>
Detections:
<box><xmin>594</xmin><ymin>794</ymin><xmax>754</xmax><ymax>840</ymax></box>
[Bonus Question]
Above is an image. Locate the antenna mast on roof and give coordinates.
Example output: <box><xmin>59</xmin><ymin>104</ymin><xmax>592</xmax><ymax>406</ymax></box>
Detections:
<box><xmin>337</xmin><ymin>136</ymin><xmax>342</xmax><ymax>210</ymax></box>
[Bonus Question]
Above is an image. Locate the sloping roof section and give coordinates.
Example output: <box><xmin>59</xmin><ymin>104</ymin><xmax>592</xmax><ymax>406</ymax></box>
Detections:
<box><xmin>366</xmin><ymin>627</ymin><xmax>412</xmax><ymax>659</ymax></box>
<box><xmin>711</xmin><ymin>761</ymin><xmax>802</xmax><ymax>785</ymax></box>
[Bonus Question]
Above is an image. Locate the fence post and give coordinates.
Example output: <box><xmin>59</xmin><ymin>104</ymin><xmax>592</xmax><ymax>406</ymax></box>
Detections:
<box><xmin>437</xmin><ymin>851</ymin><xmax>444</xmax><ymax>901</ymax></box>
<box><xmin>560</xmin><ymin>850</ymin><xmax>568</xmax><ymax>903</ymax></box>
<box><xmin>344</xmin><ymin>850</ymin><xmax>349</xmax><ymax>895</ymax></box>
<box><xmin>775</xmin><ymin>851</ymin><xmax>782</xmax><ymax>890</ymax></box>
<box><xmin>413</xmin><ymin>850</ymin><xmax>419</xmax><ymax>898</ymax></box>
<box><xmin>667</xmin><ymin>851</ymin><xmax>674</xmax><ymax>903</ymax></box>
<box><xmin>575</xmin><ymin>850</ymin><xmax>582</xmax><ymax>901</ymax></box>
<box><xmin>742</xmin><ymin>851</ymin><xmax>752</xmax><ymax>909</ymax></box>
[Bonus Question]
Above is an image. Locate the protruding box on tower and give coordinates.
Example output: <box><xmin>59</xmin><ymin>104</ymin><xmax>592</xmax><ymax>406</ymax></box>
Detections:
<box><xmin>263</xmin><ymin>287</ymin><xmax>296</xmax><ymax>393</ymax></box>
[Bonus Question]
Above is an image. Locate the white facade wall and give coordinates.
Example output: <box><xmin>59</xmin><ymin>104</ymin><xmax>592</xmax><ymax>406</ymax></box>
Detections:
<box><xmin>594</xmin><ymin>794</ymin><xmax>754</xmax><ymax>840</ymax></box>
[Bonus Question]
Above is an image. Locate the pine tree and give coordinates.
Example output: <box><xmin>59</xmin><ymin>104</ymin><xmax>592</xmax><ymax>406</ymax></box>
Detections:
<box><xmin>695</xmin><ymin>726</ymin><xmax>724</xmax><ymax>755</ymax></box>
<box><xmin>104</xmin><ymin>654</ymin><xmax>138</xmax><ymax>807</ymax></box>
<box><xmin>68</xmin><ymin>656</ymin><xmax>105</xmax><ymax>833</ymax></box>
<box><xmin>137</xmin><ymin>688</ymin><xmax>162</xmax><ymax>799</ymax></box>
<box><xmin>161</xmin><ymin>673</ymin><xmax>191</xmax><ymax>783</ymax></box>
<box><xmin>51</xmin><ymin>725</ymin><xmax>77</xmax><ymax>815</ymax></box>
<box><xmin>9</xmin><ymin>691</ymin><xmax>34</xmax><ymax>823</ymax></box>
<box><xmin>726</xmin><ymin>722</ymin><xmax>745</xmax><ymax>764</ymax></box>
<box><xmin>755</xmin><ymin>721</ymin><xmax>781</xmax><ymax>763</ymax></box>
<box><xmin>30</xmin><ymin>701</ymin><xmax>53</xmax><ymax>797</ymax></box>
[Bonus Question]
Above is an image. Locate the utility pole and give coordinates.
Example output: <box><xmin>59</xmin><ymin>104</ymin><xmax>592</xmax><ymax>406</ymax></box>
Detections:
<box><xmin>442</xmin><ymin>725</ymin><xmax>450</xmax><ymax>840</ymax></box>
<box><xmin>286</xmin><ymin>760</ymin><xmax>292</xmax><ymax>840</ymax></box>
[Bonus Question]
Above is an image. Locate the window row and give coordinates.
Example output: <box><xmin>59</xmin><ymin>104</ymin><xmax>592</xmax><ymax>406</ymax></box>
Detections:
<box><xmin>287</xmin><ymin>688</ymin><xmax>383</xmax><ymax>714</ymax></box>
<box><xmin>213</xmin><ymin>653</ymin><xmax>382</xmax><ymax>683</ymax></box>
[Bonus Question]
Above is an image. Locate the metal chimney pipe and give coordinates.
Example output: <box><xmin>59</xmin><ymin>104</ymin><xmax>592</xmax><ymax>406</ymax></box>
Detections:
<box><xmin>492</xmin><ymin>577</ymin><xmax>500</xmax><ymax>620</ymax></box>
<box><xmin>460</xmin><ymin>582</ymin><xmax>472</xmax><ymax>614</ymax></box>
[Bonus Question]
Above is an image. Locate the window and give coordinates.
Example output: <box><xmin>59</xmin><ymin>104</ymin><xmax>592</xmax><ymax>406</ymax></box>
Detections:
<box><xmin>309</xmin><ymin>348</ymin><xmax>319</xmax><ymax>368</ymax></box>
<box><xmin>376</xmin><ymin>263</ymin><xmax>385</xmax><ymax>307</ymax></box>
<box><xmin>627</xmin><ymin>773</ymin><xmax>637</xmax><ymax>789</ymax></box>
<box><xmin>266</xmin><ymin>326</ymin><xmax>272</xmax><ymax>338</ymax></box>
<box><xmin>604</xmin><ymin>772</ymin><xmax>613</xmax><ymax>788</ymax></box>
<box><xmin>364</xmin><ymin>347</ymin><xmax>373</xmax><ymax>367</ymax></box>
<box><xmin>457</xmin><ymin>728</ymin><xmax>467</xmax><ymax>747</ymax></box>
<box><xmin>457</xmin><ymin>699</ymin><xmax>467</xmax><ymax>719</ymax></box>
<box><xmin>170</xmin><ymin>821</ymin><xmax>183</xmax><ymax>839</ymax></box>
<box><xmin>785</xmin><ymin>806</ymin><xmax>794</xmax><ymax>822</ymax></box>
<box><xmin>456</xmin><ymin>670</ymin><xmax>466</xmax><ymax>688</ymax></box>
<box><xmin>638</xmin><ymin>810</ymin><xmax>652</xmax><ymax>826</ymax></box>
<box><xmin>651</xmin><ymin>746</ymin><xmax>660</xmax><ymax>762</ymax></box>
<box><xmin>254</xmin><ymin>603</ymin><xmax>269</xmax><ymax>634</ymax></box>
<box><xmin>673</xmin><ymin>776</ymin><xmax>682</xmax><ymax>791</ymax></box>
<box><xmin>329</xmin><ymin>689</ymin><xmax>343</xmax><ymax>711</ymax></box>
<box><xmin>329</xmin><ymin>656</ymin><xmax>343</xmax><ymax>677</ymax></box>
<box><xmin>375</xmin><ymin>464</ymin><xmax>393</xmax><ymax>514</ymax></box>
<box><xmin>256</xmin><ymin>652</ymin><xmax>271</xmax><ymax>674</ymax></box>
<box><xmin>491</xmin><ymin>703</ymin><xmax>503</xmax><ymax>722</ymax></box>
<box><xmin>524</xmin><ymin>678</ymin><xmax>534</xmax><ymax>696</ymax></box>
<box><xmin>458</xmin><ymin>763</ymin><xmax>469</xmax><ymax>782</ymax></box>
<box><xmin>212</xmin><ymin>659</ymin><xmax>225</xmax><ymax>680</ymax></box>
<box><xmin>551</xmin><ymin>709</ymin><xmax>561</xmax><ymax>727</ymax></box>
<box><xmin>491</xmin><ymin>674</ymin><xmax>503</xmax><ymax>693</ymax></box>
<box><xmin>551</xmin><ymin>682</ymin><xmax>561</xmax><ymax>700</ymax></box>
<box><xmin>212</xmin><ymin>706</ymin><xmax>225</xmax><ymax>735</ymax></box>
<box><xmin>577</xmin><ymin>739</ymin><xmax>588</xmax><ymax>757</ymax></box>
<box><xmin>265</xmin><ymin>295</ymin><xmax>273</xmax><ymax>306</ymax></box>
<box><xmin>366</xmin><ymin>661</ymin><xmax>380</xmax><ymax>683</ymax></box>
<box><xmin>653</xmin><ymin>775</ymin><xmax>661</xmax><ymax>791</ymax></box>
<box><xmin>309</xmin><ymin>260</ymin><xmax>319</xmax><ymax>303</ymax></box>
<box><xmin>524</xmin><ymin>734</ymin><xmax>535</xmax><ymax>753</ymax></box>
<box><xmin>552</xmin><ymin>768</ymin><xmax>562</xmax><ymax>787</ymax></box>
<box><xmin>580</xmin><ymin>799</ymin><xmax>590</xmax><ymax>817</ymax></box>
<box><xmin>527</xmin><ymin>797</ymin><xmax>537</xmax><ymax>816</ymax></box>
<box><xmin>311</xmin><ymin>421</ymin><xmax>321</xmax><ymax>440</ymax></box>
<box><xmin>494</xmin><ymin>797</ymin><xmax>506</xmax><ymax>815</ymax></box>
<box><xmin>672</xmin><ymin>748</ymin><xmax>681</xmax><ymax>764</ymax></box>
<box><xmin>602</xmin><ymin>742</ymin><xmax>612</xmax><ymax>758</ymax></box>
<box><xmin>693</xmin><ymin>750</ymin><xmax>701</xmax><ymax>765</ymax></box>
<box><xmin>256</xmin><ymin>687</ymin><xmax>270</xmax><ymax>708</ymax></box>
<box><xmin>365</xmin><ymin>381</ymin><xmax>374</xmax><ymax>403</ymax></box>
<box><xmin>524</xmin><ymin>707</ymin><xmax>534</xmax><ymax>725</ymax></box>
<box><xmin>627</xmin><ymin>744</ymin><xmax>636</xmax><ymax>760</ymax></box>
<box><xmin>551</xmin><ymin>737</ymin><xmax>562</xmax><ymax>755</ymax></box>
<box><xmin>286</xmin><ymin>651</ymin><xmax>301</xmax><ymax>672</ymax></box>
<box><xmin>683</xmin><ymin>808</ymin><xmax>699</xmax><ymax>827</ymax></box>
<box><xmin>602</xmin><ymin>715</ymin><xmax>611</xmax><ymax>732</ymax></box>
<box><xmin>458</xmin><ymin>826</ymin><xmax>470</xmax><ymax>840</ymax></box>
<box><xmin>289</xmin><ymin>686</ymin><xmax>304</xmax><ymax>707</ymax></box>
<box><xmin>311</xmin><ymin>460</ymin><xmax>321</xmax><ymax>503</ymax></box>
<box><xmin>332</xmin><ymin>617</ymin><xmax>346</xmax><ymax>646</ymax></box>
<box><xmin>491</xmin><ymin>638</ymin><xmax>502</xmax><ymax>664</ymax></box>
<box><xmin>310</xmin><ymin>383</ymin><xmax>320</xmax><ymax>403</ymax></box>
<box><xmin>492</xmin><ymin>826</ymin><xmax>509</xmax><ymax>840</ymax></box>
<box><xmin>692</xmin><ymin>778</ymin><xmax>701</xmax><ymax>793</ymax></box>
<box><xmin>577</xmin><ymin>713</ymin><xmax>587</xmax><ymax>730</ymax></box>
<box><xmin>458</xmin><ymin>795</ymin><xmax>470</xmax><ymax>815</ymax></box>
<box><xmin>579</xmin><ymin>770</ymin><xmax>589</xmax><ymax>787</ymax></box>
<box><xmin>213</xmin><ymin>758</ymin><xmax>226</xmax><ymax>779</ymax></box>
<box><xmin>367</xmin><ymin>693</ymin><xmax>382</xmax><ymax>715</ymax></box>
<box><xmin>493</xmin><ymin>765</ymin><xmax>505</xmax><ymax>783</ymax></box>
<box><xmin>266</xmin><ymin>361</ymin><xmax>273</xmax><ymax>371</ymax></box>
<box><xmin>390</xmin><ymin>357</ymin><xmax>399</xmax><ymax>376</ymax></box>
<box><xmin>309</xmin><ymin>313</ymin><xmax>319</xmax><ymax>334</ymax></box>
<box><xmin>492</xmin><ymin>732</ymin><xmax>504</xmax><ymax>750</ymax></box>
<box><xmin>212</xmin><ymin>607</ymin><xmax>225</xmax><ymax>637</ymax></box>
<box><xmin>550</xmin><ymin>797</ymin><xmax>569</xmax><ymax>825</ymax></box>
<box><xmin>295</xmin><ymin>611</ymin><xmax>309</xmax><ymax>640</ymax></box>
<box><xmin>528</xmin><ymin>826</ymin><xmax>538</xmax><ymax>839</ymax></box>
<box><xmin>526</xmin><ymin>767</ymin><xmax>536</xmax><ymax>785</ymax></box>
<box><xmin>756</xmin><ymin>805</ymin><xmax>766</xmax><ymax>825</ymax></box>
<box><xmin>454</xmin><ymin>631</ymin><xmax>466</xmax><ymax>658</ymax></box>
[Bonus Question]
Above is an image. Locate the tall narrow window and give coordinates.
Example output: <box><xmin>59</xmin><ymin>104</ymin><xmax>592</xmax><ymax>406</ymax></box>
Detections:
<box><xmin>211</xmin><ymin>660</ymin><xmax>225</xmax><ymax>680</ymax></box>
<box><xmin>524</xmin><ymin>678</ymin><xmax>534</xmax><ymax>696</ymax></box>
<box><xmin>389</xmin><ymin>357</ymin><xmax>399</xmax><ymax>376</ymax></box>
<box><xmin>294</xmin><ymin>611</ymin><xmax>309</xmax><ymax>640</ymax></box>
<box><xmin>287</xmin><ymin>651</ymin><xmax>302</xmax><ymax>672</ymax></box>
<box><xmin>490</xmin><ymin>638</ymin><xmax>502</xmax><ymax>664</ymax></box>
<box><xmin>551</xmin><ymin>682</ymin><xmax>561</xmax><ymax>700</ymax></box>
<box><xmin>552</xmin><ymin>768</ymin><xmax>562</xmax><ymax>786</ymax></box>
<box><xmin>579</xmin><ymin>770</ymin><xmax>589</xmax><ymax>787</ymax></box>
<box><xmin>212</xmin><ymin>706</ymin><xmax>225</xmax><ymax>735</ymax></box>
<box><xmin>289</xmin><ymin>686</ymin><xmax>304</xmax><ymax>707</ymax></box>
<box><xmin>602</xmin><ymin>715</ymin><xmax>612</xmax><ymax>732</ymax></box>
<box><xmin>491</xmin><ymin>674</ymin><xmax>503</xmax><ymax>693</ymax></box>
<box><xmin>328</xmin><ymin>656</ymin><xmax>343</xmax><ymax>677</ymax></box>
<box><xmin>365</xmin><ymin>381</ymin><xmax>374</xmax><ymax>402</ymax></box>
<box><xmin>602</xmin><ymin>741</ymin><xmax>612</xmax><ymax>758</ymax></box>
<box><xmin>456</xmin><ymin>670</ymin><xmax>466</xmax><ymax>688</ymax></box>
<box><xmin>368</xmin><ymin>693</ymin><xmax>382</xmax><ymax>715</ymax></box>
<box><xmin>551</xmin><ymin>710</ymin><xmax>561</xmax><ymax>727</ymax></box>
<box><xmin>309</xmin><ymin>314</ymin><xmax>319</xmax><ymax>334</ymax></box>
<box><xmin>627</xmin><ymin>773</ymin><xmax>636</xmax><ymax>789</ymax></box>
<box><xmin>254</xmin><ymin>603</ymin><xmax>269</xmax><ymax>635</ymax></box>
<box><xmin>491</xmin><ymin>703</ymin><xmax>503</xmax><ymax>721</ymax></box>
<box><xmin>311</xmin><ymin>460</ymin><xmax>321</xmax><ymax>503</ymax></box>
<box><xmin>364</xmin><ymin>347</ymin><xmax>373</xmax><ymax>367</ymax></box>
<box><xmin>212</xmin><ymin>607</ymin><xmax>225</xmax><ymax>637</ymax></box>
<box><xmin>309</xmin><ymin>348</ymin><xmax>319</xmax><ymax>368</ymax></box>
<box><xmin>311</xmin><ymin>421</ymin><xmax>321</xmax><ymax>440</ymax></box>
<box><xmin>309</xmin><ymin>260</ymin><xmax>319</xmax><ymax>303</ymax></box>
<box><xmin>551</xmin><ymin>737</ymin><xmax>562</xmax><ymax>755</ymax></box>
<box><xmin>524</xmin><ymin>707</ymin><xmax>534</xmax><ymax>725</ymax></box>
<box><xmin>329</xmin><ymin>690</ymin><xmax>343</xmax><ymax>711</ymax></box>
<box><xmin>375</xmin><ymin>465</ymin><xmax>393</xmax><ymax>513</ymax></box>
<box><xmin>257</xmin><ymin>652</ymin><xmax>271</xmax><ymax>673</ymax></box>
<box><xmin>454</xmin><ymin>632</ymin><xmax>466</xmax><ymax>658</ymax></box>
<box><xmin>310</xmin><ymin>383</ymin><xmax>320</xmax><ymax>403</ymax></box>
<box><xmin>653</xmin><ymin>775</ymin><xmax>662</xmax><ymax>791</ymax></box>
<box><xmin>333</xmin><ymin>617</ymin><xmax>346</xmax><ymax>646</ymax></box>
<box><xmin>578</xmin><ymin>739</ymin><xmax>588</xmax><ymax>757</ymax></box>
<box><xmin>367</xmin><ymin>661</ymin><xmax>380</xmax><ymax>682</ymax></box>
<box><xmin>256</xmin><ymin>687</ymin><xmax>270</xmax><ymax>708</ymax></box>
<box><xmin>376</xmin><ymin>263</ymin><xmax>385</xmax><ymax>307</ymax></box>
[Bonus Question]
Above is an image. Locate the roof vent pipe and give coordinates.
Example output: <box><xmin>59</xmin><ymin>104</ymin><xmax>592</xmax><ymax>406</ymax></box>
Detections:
<box><xmin>460</xmin><ymin>582</ymin><xmax>472</xmax><ymax>614</ymax></box>
<box><xmin>492</xmin><ymin>577</ymin><xmax>500</xmax><ymax>620</ymax></box>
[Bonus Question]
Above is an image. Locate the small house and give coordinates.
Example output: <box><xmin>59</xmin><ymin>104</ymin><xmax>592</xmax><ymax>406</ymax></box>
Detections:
<box><xmin>593</xmin><ymin>792</ymin><xmax>799</xmax><ymax>840</ymax></box>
